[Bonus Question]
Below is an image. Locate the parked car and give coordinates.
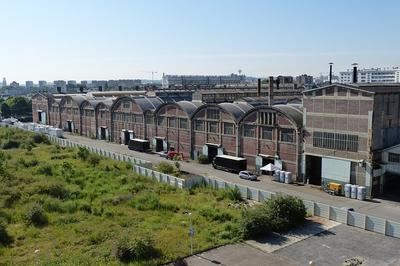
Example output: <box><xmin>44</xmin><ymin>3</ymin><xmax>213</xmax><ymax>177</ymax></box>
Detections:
<box><xmin>239</xmin><ymin>171</ymin><xmax>257</xmax><ymax>181</ymax></box>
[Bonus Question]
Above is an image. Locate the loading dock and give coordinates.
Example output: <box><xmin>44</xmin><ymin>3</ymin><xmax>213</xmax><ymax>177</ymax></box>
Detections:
<box><xmin>305</xmin><ymin>155</ymin><xmax>322</xmax><ymax>185</ymax></box>
<box><xmin>203</xmin><ymin>143</ymin><xmax>222</xmax><ymax>163</ymax></box>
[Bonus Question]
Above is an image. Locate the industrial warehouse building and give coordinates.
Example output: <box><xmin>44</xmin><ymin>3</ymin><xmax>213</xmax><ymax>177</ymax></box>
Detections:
<box><xmin>32</xmin><ymin>82</ymin><xmax>400</xmax><ymax>198</ymax></box>
<box><xmin>303</xmin><ymin>83</ymin><xmax>400</xmax><ymax>197</ymax></box>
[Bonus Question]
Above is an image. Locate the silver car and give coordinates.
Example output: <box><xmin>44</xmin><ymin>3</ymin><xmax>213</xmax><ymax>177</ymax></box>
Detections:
<box><xmin>239</xmin><ymin>171</ymin><xmax>257</xmax><ymax>181</ymax></box>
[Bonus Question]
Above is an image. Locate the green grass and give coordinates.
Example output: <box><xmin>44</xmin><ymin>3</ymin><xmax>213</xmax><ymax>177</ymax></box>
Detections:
<box><xmin>0</xmin><ymin>128</ymin><xmax>243</xmax><ymax>265</ymax></box>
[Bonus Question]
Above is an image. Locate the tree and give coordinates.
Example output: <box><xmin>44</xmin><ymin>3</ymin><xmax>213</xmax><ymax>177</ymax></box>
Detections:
<box><xmin>5</xmin><ymin>97</ymin><xmax>32</xmax><ymax>116</ymax></box>
<box><xmin>0</xmin><ymin>103</ymin><xmax>11</xmax><ymax>118</ymax></box>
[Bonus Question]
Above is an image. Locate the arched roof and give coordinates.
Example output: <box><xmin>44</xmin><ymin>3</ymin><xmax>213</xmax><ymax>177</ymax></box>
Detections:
<box><xmin>59</xmin><ymin>95</ymin><xmax>87</xmax><ymax>108</ymax></box>
<box><xmin>155</xmin><ymin>100</ymin><xmax>204</xmax><ymax>117</ymax></box>
<box><xmin>218</xmin><ymin>102</ymin><xmax>253</xmax><ymax>121</ymax></box>
<box><xmin>95</xmin><ymin>98</ymin><xmax>114</xmax><ymax>111</ymax></box>
<box><xmin>110</xmin><ymin>96</ymin><xmax>164</xmax><ymax>113</ymax></box>
<box><xmin>80</xmin><ymin>99</ymin><xmax>104</xmax><ymax>110</ymax></box>
<box><xmin>238</xmin><ymin>104</ymin><xmax>303</xmax><ymax>129</ymax></box>
<box><xmin>191</xmin><ymin>102</ymin><xmax>253</xmax><ymax>123</ymax></box>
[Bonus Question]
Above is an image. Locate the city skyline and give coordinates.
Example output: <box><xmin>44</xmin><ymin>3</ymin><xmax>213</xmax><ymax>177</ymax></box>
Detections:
<box><xmin>1</xmin><ymin>0</ymin><xmax>399</xmax><ymax>83</ymax></box>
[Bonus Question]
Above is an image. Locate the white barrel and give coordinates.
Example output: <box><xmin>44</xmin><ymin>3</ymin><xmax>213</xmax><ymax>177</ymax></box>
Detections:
<box><xmin>285</xmin><ymin>172</ymin><xmax>293</xmax><ymax>184</ymax></box>
<box><xmin>357</xmin><ymin>186</ymin><xmax>367</xmax><ymax>201</ymax></box>
<box><xmin>350</xmin><ymin>185</ymin><xmax>358</xmax><ymax>199</ymax></box>
<box><xmin>279</xmin><ymin>171</ymin><xmax>286</xmax><ymax>183</ymax></box>
<box><xmin>274</xmin><ymin>170</ymin><xmax>281</xmax><ymax>182</ymax></box>
<box><xmin>344</xmin><ymin>184</ymin><xmax>351</xmax><ymax>198</ymax></box>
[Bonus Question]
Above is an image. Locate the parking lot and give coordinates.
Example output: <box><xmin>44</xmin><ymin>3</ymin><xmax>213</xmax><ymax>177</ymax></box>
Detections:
<box><xmin>174</xmin><ymin>224</ymin><xmax>400</xmax><ymax>266</ymax></box>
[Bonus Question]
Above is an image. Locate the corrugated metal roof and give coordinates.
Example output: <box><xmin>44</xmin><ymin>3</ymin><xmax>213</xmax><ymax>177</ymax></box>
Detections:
<box><xmin>176</xmin><ymin>101</ymin><xmax>204</xmax><ymax>117</ymax></box>
<box><xmin>132</xmin><ymin>96</ymin><xmax>163</xmax><ymax>112</ymax></box>
<box><xmin>273</xmin><ymin>104</ymin><xmax>303</xmax><ymax>127</ymax></box>
<box><xmin>218</xmin><ymin>102</ymin><xmax>253</xmax><ymax>121</ymax></box>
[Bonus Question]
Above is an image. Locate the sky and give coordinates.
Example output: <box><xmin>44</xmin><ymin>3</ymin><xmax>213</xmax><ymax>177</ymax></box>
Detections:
<box><xmin>0</xmin><ymin>0</ymin><xmax>399</xmax><ymax>83</ymax></box>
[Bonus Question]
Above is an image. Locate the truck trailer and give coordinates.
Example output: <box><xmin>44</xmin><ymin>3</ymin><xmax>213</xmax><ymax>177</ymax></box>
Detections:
<box><xmin>212</xmin><ymin>154</ymin><xmax>247</xmax><ymax>173</ymax></box>
<box><xmin>128</xmin><ymin>138</ymin><xmax>150</xmax><ymax>152</ymax></box>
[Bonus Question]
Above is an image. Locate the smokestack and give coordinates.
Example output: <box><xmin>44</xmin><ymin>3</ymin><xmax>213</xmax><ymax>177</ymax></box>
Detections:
<box><xmin>329</xmin><ymin>62</ymin><xmax>333</xmax><ymax>85</ymax></box>
<box><xmin>269</xmin><ymin>76</ymin><xmax>274</xmax><ymax>106</ymax></box>
<box><xmin>276</xmin><ymin>77</ymin><xmax>280</xmax><ymax>90</ymax></box>
<box><xmin>352</xmin><ymin>63</ymin><xmax>358</xmax><ymax>83</ymax></box>
<box><xmin>257</xmin><ymin>78</ymin><xmax>261</xmax><ymax>97</ymax></box>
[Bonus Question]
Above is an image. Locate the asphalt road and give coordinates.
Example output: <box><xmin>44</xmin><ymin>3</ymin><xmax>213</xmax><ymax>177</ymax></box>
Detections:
<box><xmin>65</xmin><ymin>134</ymin><xmax>400</xmax><ymax>222</ymax></box>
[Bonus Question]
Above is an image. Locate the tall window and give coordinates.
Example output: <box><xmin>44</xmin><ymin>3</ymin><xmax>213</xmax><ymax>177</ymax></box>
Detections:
<box><xmin>261</xmin><ymin>126</ymin><xmax>273</xmax><ymax>140</ymax></box>
<box><xmin>223</xmin><ymin>123</ymin><xmax>234</xmax><ymax>135</ymax></box>
<box><xmin>259</xmin><ymin>112</ymin><xmax>276</xmax><ymax>125</ymax></box>
<box><xmin>179</xmin><ymin>118</ymin><xmax>188</xmax><ymax>129</ymax></box>
<box><xmin>157</xmin><ymin>116</ymin><xmax>166</xmax><ymax>126</ymax></box>
<box><xmin>195</xmin><ymin>120</ymin><xmax>204</xmax><ymax>131</ymax></box>
<box><xmin>168</xmin><ymin>117</ymin><xmax>176</xmax><ymax>128</ymax></box>
<box><xmin>313</xmin><ymin>131</ymin><xmax>358</xmax><ymax>152</ymax></box>
<box><xmin>123</xmin><ymin>101</ymin><xmax>130</xmax><ymax>109</ymax></box>
<box><xmin>243</xmin><ymin>125</ymin><xmax>255</xmax><ymax>138</ymax></box>
<box><xmin>280</xmin><ymin>128</ymin><xmax>295</xmax><ymax>143</ymax></box>
<box><xmin>389</xmin><ymin>153</ymin><xmax>400</xmax><ymax>163</ymax></box>
<box><xmin>145</xmin><ymin>115</ymin><xmax>154</xmax><ymax>124</ymax></box>
<box><xmin>207</xmin><ymin>109</ymin><xmax>220</xmax><ymax>120</ymax></box>
<box><xmin>208</xmin><ymin>121</ymin><xmax>219</xmax><ymax>133</ymax></box>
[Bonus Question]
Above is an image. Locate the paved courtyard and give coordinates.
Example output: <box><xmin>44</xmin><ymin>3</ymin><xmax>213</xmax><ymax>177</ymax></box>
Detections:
<box><xmin>65</xmin><ymin>133</ymin><xmax>400</xmax><ymax>223</ymax></box>
<box><xmin>170</xmin><ymin>223</ymin><xmax>400</xmax><ymax>266</ymax></box>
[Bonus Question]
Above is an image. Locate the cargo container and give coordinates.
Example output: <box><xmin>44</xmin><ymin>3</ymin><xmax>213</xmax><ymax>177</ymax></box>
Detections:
<box><xmin>212</xmin><ymin>154</ymin><xmax>247</xmax><ymax>173</ymax></box>
<box><xmin>128</xmin><ymin>138</ymin><xmax>150</xmax><ymax>152</ymax></box>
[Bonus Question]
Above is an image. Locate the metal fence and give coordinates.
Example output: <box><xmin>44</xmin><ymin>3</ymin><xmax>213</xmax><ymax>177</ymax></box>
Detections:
<box><xmin>47</xmin><ymin>136</ymin><xmax>153</xmax><ymax>169</ymax></box>
<box><xmin>135</xmin><ymin>165</ymin><xmax>400</xmax><ymax>239</ymax></box>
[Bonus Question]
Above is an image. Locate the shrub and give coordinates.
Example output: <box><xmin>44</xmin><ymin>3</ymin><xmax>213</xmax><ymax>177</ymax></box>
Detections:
<box><xmin>77</xmin><ymin>147</ymin><xmax>90</xmax><ymax>161</ymax></box>
<box><xmin>32</xmin><ymin>134</ymin><xmax>50</xmax><ymax>144</ymax></box>
<box><xmin>130</xmin><ymin>193</ymin><xmax>160</xmax><ymax>211</ymax></box>
<box><xmin>17</xmin><ymin>157</ymin><xmax>39</xmax><ymax>168</ymax></box>
<box><xmin>264</xmin><ymin>195</ymin><xmax>306</xmax><ymax>232</ymax></box>
<box><xmin>156</xmin><ymin>162</ymin><xmax>175</xmax><ymax>174</ymax></box>
<box><xmin>36</xmin><ymin>164</ymin><xmax>54</xmax><ymax>176</ymax></box>
<box><xmin>239</xmin><ymin>207</ymin><xmax>271</xmax><ymax>239</ymax></box>
<box><xmin>3</xmin><ymin>191</ymin><xmax>21</xmax><ymax>208</ymax></box>
<box><xmin>197</xmin><ymin>154</ymin><xmax>209</xmax><ymax>164</ymax></box>
<box><xmin>130</xmin><ymin>192</ymin><xmax>178</xmax><ymax>212</ymax></box>
<box><xmin>2</xmin><ymin>140</ymin><xmax>20</xmax><ymax>149</ymax></box>
<box><xmin>115</xmin><ymin>236</ymin><xmax>159</xmax><ymax>262</ymax></box>
<box><xmin>87</xmin><ymin>154</ymin><xmax>101</xmax><ymax>166</ymax></box>
<box><xmin>0</xmin><ymin>220</ymin><xmax>12</xmax><ymax>246</ymax></box>
<box><xmin>35</xmin><ymin>181</ymin><xmax>69</xmax><ymax>199</ymax></box>
<box><xmin>199</xmin><ymin>207</ymin><xmax>232</xmax><ymax>222</ymax></box>
<box><xmin>217</xmin><ymin>187</ymin><xmax>242</xmax><ymax>202</ymax></box>
<box><xmin>24</xmin><ymin>203</ymin><xmax>48</xmax><ymax>227</ymax></box>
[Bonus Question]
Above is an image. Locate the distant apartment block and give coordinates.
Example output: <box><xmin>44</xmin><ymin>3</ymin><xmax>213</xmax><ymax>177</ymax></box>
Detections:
<box><xmin>162</xmin><ymin>73</ymin><xmax>246</xmax><ymax>89</ymax></box>
<box><xmin>295</xmin><ymin>74</ymin><xmax>314</xmax><ymax>88</ymax></box>
<box><xmin>38</xmin><ymin>80</ymin><xmax>47</xmax><ymax>88</ymax></box>
<box><xmin>25</xmin><ymin>81</ymin><xmax>34</xmax><ymax>88</ymax></box>
<box><xmin>340</xmin><ymin>67</ymin><xmax>400</xmax><ymax>84</ymax></box>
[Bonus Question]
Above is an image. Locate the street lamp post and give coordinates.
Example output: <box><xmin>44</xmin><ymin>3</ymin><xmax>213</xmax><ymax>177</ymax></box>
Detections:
<box><xmin>184</xmin><ymin>211</ymin><xmax>194</xmax><ymax>255</ymax></box>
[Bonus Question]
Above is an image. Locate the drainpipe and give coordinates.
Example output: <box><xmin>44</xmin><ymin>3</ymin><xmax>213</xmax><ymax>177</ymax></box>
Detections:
<box><xmin>235</xmin><ymin>123</ymin><xmax>240</xmax><ymax>157</ymax></box>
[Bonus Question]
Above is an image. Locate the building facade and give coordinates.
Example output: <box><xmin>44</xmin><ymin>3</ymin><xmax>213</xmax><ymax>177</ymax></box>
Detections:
<box><xmin>340</xmin><ymin>67</ymin><xmax>400</xmax><ymax>84</ymax></box>
<box><xmin>303</xmin><ymin>83</ymin><xmax>400</xmax><ymax>197</ymax></box>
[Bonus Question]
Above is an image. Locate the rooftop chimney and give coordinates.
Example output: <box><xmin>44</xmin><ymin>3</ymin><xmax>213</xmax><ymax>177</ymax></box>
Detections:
<box><xmin>257</xmin><ymin>78</ymin><xmax>261</xmax><ymax>97</ymax></box>
<box><xmin>352</xmin><ymin>63</ymin><xmax>358</xmax><ymax>83</ymax></box>
<box><xmin>329</xmin><ymin>62</ymin><xmax>333</xmax><ymax>85</ymax></box>
<box><xmin>269</xmin><ymin>76</ymin><xmax>274</xmax><ymax>106</ymax></box>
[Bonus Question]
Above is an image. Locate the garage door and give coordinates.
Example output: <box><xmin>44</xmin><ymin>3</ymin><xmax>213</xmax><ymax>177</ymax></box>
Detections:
<box><xmin>322</xmin><ymin>157</ymin><xmax>350</xmax><ymax>183</ymax></box>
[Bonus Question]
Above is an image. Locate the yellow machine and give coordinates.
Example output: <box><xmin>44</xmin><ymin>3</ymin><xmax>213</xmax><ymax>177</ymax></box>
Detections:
<box><xmin>328</xmin><ymin>182</ymin><xmax>342</xmax><ymax>195</ymax></box>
